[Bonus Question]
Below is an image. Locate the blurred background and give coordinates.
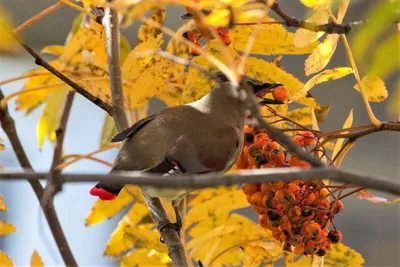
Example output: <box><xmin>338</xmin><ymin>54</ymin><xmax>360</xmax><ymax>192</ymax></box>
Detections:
<box><xmin>0</xmin><ymin>0</ymin><xmax>398</xmax><ymax>266</ymax></box>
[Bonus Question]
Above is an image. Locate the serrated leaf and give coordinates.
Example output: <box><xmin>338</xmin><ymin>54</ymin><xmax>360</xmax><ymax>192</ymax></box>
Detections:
<box><xmin>0</xmin><ymin>220</ymin><xmax>16</xmax><ymax>236</ymax></box>
<box><xmin>354</xmin><ymin>74</ymin><xmax>388</xmax><ymax>102</ymax></box>
<box><xmin>36</xmin><ymin>87</ymin><xmax>68</xmax><ymax>149</ymax></box>
<box><xmin>41</xmin><ymin>45</ymin><xmax>65</xmax><ymax>56</ymax></box>
<box><xmin>137</xmin><ymin>7</ymin><xmax>166</xmax><ymax>44</ymax></box>
<box><xmin>291</xmin><ymin>67</ymin><xmax>353</xmax><ymax>101</ymax></box>
<box><xmin>0</xmin><ymin>194</ymin><xmax>7</xmax><ymax>211</ymax></box>
<box><xmin>294</xmin><ymin>9</ymin><xmax>330</xmax><ymax>48</ymax></box>
<box><xmin>357</xmin><ymin>189</ymin><xmax>400</xmax><ymax>204</ymax></box>
<box><xmin>244</xmin><ymin>57</ymin><xmax>318</xmax><ymax>107</ymax></box>
<box><xmin>231</xmin><ymin>22</ymin><xmax>318</xmax><ymax>55</ymax></box>
<box><xmin>324</xmin><ymin>243</ymin><xmax>364</xmax><ymax>266</ymax></box>
<box><xmin>85</xmin><ymin>186</ymin><xmax>141</xmax><ymax>226</ymax></box>
<box><xmin>0</xmin><ymin>5</ymin><xmax>18</xmax><ymax>54</ymax></box>
<box><xmin>332</xmin><ymin>109</ymin><xmax>353</xmax><ymax>160</ymax></box>
<box><xmin>99</xmin><ymin>114</ymin><xmax>118</xmax><ymax>148</ymax></box>
<box><xmin>30</xmin><ymin>250</ymin><xmax>44</xmax><ymax>267</ymax></box>
<box><xmin>0</xmin><ymin>250</ymin><xmax>13</xmax><ymax>267</ymax></box>
<box><xmin>304</xmin><ymin>34</ymin><xmax>339</xmax><ymax>76</ymax></box>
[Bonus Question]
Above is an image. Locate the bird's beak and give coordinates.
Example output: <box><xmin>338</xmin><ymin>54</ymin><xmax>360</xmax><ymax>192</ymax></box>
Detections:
<box><xmin>252</xmin><ymin>83</ymin><xmax>284</xmax><ymax>105</ymax></box>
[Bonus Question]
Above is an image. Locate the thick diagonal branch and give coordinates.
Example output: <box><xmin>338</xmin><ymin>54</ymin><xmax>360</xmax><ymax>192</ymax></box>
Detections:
<box><xmin>0</xmin><ymin>90</ymin><xmax>77</xmax><ymax>267</ymax></box>
<box><xmin>102</xmin><ymin>4</ymin><xmax>188</xmax><ymax>266</ymax></box>
<box><xmin>7</xmin><ymin>30</ymin><xmax>112</xmax><ymax>115</ymax></box>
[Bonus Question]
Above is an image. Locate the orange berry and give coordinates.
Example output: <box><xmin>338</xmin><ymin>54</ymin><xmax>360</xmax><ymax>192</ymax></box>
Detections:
<box><xmin>252</xmin><ymin>205</ymin><xmax>264</xmax><ymax>214</ymax></box>
<box><xmin>317</xmin><ymin>248</ymin><xmax>327</xmax><ymax>257</ymax></box>
<box><xmin>331</xmin><ymin>200</ymin><xmax>344</xmax><ymax>214</ymax></box>
<box><xmin>236</xmin><ymin>154</ymin><xmax>248</xmax><ymax>169</ymax></box>
<box><xmin>244</xmin><ymin>125</ymin><xmax>254</xmax><ymax>134</ymax></box>
<box><xmin>272</xmin><ymin>86</ymin><xmax>289</xmax><ymax>102</ymax></box>
<box><xmin>306</xmin><ymin>222</ymin><xmax>321</xmax><ymax>237</ymax></box>
<box><xmin>301</xmin><ymin>208</ymin><xmax>315</xmax><ymax>221</ymax></box>
<box><xmin>275</xmin><ymin>189</ymin><xmax>285</xmax><ymax>202</ymax></box>
<box><xmin>299</xmin><ymin>161</ymin><xmax>312</xmax><ymax>169</ymax></box>
<box><xmin>242</xmin><ymin>183</ymin><xmax>258</xmax><ymax>195</ymax></box>
<box><xmin>293</xmin><ymin>135</ymin><xmax>305</xmax><ymax>146</ymax></box>
<box><xmin>304</xmin><ymin>193</ymin><xmax>316</xmax><ymax>205</ymax></box>
<box><xmin>266</xmin><ymin>196</ymin><xmax>280</xmax><ymax>209</ymax></box>
<box><xmin>320</xmin><ymin>188</ymin><xmax>330</xmax><ymax>197</ymax></box>
<box><xmin>271</xmin><ymin>181</ymin><xmax>285</xmax><ymax>192</ymax></box>
<box><xmin>271</xmin><ymin>229</ymin><xmax>281</xmax><ymax>240</ymax></box>
<box><xmin>271</xmin><ymin>150</ymin><xmax>285</xmax><ymax>163</ymax></box>
<box><xmin>248</xmin><ymin>156</ymin><xmax>257</xmax><ymax>166</ymax></box>
<box><xmin>293</xmin><ymin>244</ymin><xmax>305</xmax><ymax>255</ymax></box>
<box><xmin>328</xmin><ymin>229</ymin><xmax>342</xmax><ymax>244</ymax></box>
<box><xmin>289</xmin><ymin>155</ymin><xmax>301</xmax><ymax>166</ymax></box>
<box><xmin>189</xmin><ymin>41</ymin><xmax>202</xmax><ymax>56</ymax></box>
<box><xmin>260</xmin><ymin>162</ymin><xmax>276</xmax><ymax>168</ymax></box>
<box><xmin>254</xmin><ymin>133</ymin><xmax>269</xmax><ymax>147</ymax></box>
<box><xmin>305</xmin><ymin>240</ymin><xmax>317</xmax><ymax>254</ymax></box>
<box><xmin>246</xmin><ymin>194</ymin><xmax>252</xmax><ymax>203</ymax></box>
<box><xmin>247</xmin><ymin>144</ymin><xmax>261</xmax><ymax>157</ymax></box>
<box><xmin>259</xmin><ymin>214</ymin><xmax>269</xmax><ymax>228</ymax></box>
<box><xmin>288</xmin><ymin>206</ymin><xmax>301</xmax><ymax>218</ymax></box>
<box><xmin>290</xmin><ymin>234</ymin><xmax>302</xmax><ymax>246</ymax></box>
<box><xmin>261</xmin><ymin>182</ymin><xmax>272</xmax><ymax>195</ymax></box>
<box><xmin>262</xmin><ymin>141</ymin><xmax>279</xmax><ymax>154</ymax></box>
<box><xmin>301</xmin><ymin>131</ymin><xmax>316</xmax><ymax>146</ymax></box>
<box><xmin>250</xmin><ymin>191</ymin><xmax>264</xmax><ymax>207</ymax></box>
<box><xmin>286</xmin><ymin>183</ymin><xmax>300</xmax><ymax>194</ymax></box>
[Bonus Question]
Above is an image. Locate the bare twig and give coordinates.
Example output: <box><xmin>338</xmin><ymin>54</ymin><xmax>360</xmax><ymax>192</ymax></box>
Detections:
<box><xmin>269</xmin><ymin>2</ymin><xmax>352</xmax><ymax>34</ymax></box>
<box><xmin>0</xmin><ymin>167</ymin><xmax>399</xmax><ymax>196</ymax></box>
<box><xmin>6</xmin><ymin>30</ymin><xmax>112</xmax><ymax>115</ymax></box>
<box><xmin>13</xmin><ymin>2</ymin><xmax>63</xmax><ymax>34</ymax></box>
<box><xmin>102</xmin><ymin>4</ymin><xmax>188</xmax><ymax>266</ymax></box>
<box><xmin>0</xmin><ymin>90</ymin><xmax>77</xmax><ymax>267</ymax></box>
<box><xmin>41</xmin><ymin>91</ymin><xmax>75</xmax><ymax>206</ymax></box>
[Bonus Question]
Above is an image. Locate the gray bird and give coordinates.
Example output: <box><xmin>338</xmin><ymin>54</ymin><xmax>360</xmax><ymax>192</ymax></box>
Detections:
<box><xmin>90</xmin><ymin>72</ymin><xmax>282</xmax><ymax>236</ymax></box>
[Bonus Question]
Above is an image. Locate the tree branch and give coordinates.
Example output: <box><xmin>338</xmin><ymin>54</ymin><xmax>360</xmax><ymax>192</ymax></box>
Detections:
<box><xmin>0</xmin><ymin>90</ymin><xmax>77</xmax><ymax>267</ymax></box>
<box><xmin>102</xmin><ymin>4</ymin><xmax>188</xmax><ymax>266</ymax></box>
<box><xmin>0</xmin><ymin>167</ymin><xmax>398</xmax><ymax>196</ymax></box>
<box><xmin>269</xmin><ymin>2</ymin><xmax>353</xmax><ymax>34</ymax></box>
<box><xmin>6</xmin><ymin>30</ymin><xmax>112</xmax><ymax>115</ymax></box>
<box><xmin>41</xmin><ymin>91</ymin><xmax>75</xmax><ymax>206</ymax></box>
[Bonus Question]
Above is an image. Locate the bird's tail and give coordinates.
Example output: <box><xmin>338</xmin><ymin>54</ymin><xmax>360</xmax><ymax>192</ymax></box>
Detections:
<box><xmin>89</xmin><ymin>165</ymin><xmax>125</xmax><ymax>201</ymax></box>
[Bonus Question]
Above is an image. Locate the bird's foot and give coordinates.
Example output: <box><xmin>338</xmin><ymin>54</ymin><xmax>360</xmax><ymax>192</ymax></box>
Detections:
<box><xmin>159</xmin><ymin>222</ymin><xmax>182</xmax><ymax>244</ymax></box>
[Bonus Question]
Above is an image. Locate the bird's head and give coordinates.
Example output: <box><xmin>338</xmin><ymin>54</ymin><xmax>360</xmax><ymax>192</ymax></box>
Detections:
<box><xmin>209</xmin><ymin>71</ymin><xmax>285</xmax><ymax>105</ymax></box>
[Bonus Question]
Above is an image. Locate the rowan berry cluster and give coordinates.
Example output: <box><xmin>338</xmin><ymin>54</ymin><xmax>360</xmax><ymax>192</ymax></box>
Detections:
<box><xmin>238</xmin><ymin>126</ymin><xmax>343</xmax><ymax>256</ymax></box>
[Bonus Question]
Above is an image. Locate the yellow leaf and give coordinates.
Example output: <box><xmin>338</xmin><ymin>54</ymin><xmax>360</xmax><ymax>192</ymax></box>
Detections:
<box><xmin>354</xmin><ymin>74</ymin><xmax>388</xmax><ymax>102</ymax></box>
<box><xmin>15</xmin><ymin>60</ymin><xmax>63</xmax><ymax>114</ymax></box>
<box><xmin>36</xmin><ymin>87</ymin><xmax>68</xmax><ymax>149</ymax></box>
<box><xmin>63</xmin><ymin>27</ymin><xmax>96</xmax><ymax>62</ymax></box>
<box><xmin>121</xmin><ymin>34</ymin><xmax>163</xmax><ymax>80</ymax></box>
<box><xmin>304</xmin><ymin>34</ymin><xmax>339</xmax><ymax>76</ymax></box>
<box><xmin>300</xmin><ymin>0</ymin><xmax>331</xmax><ymax>8</ymax></box>
<box><xmin>137</xmin><ymin>7</ymin><xmax>166</xmax><ymax>44</ymax></box>
<box><xmin>244</xmin><ymin>57</ymin><xmax>318</xmax><ymax>107</ymax></box>
<box><xmin>332</xmin><ymin>109</ymin><xmax>353</xmax><ymax>160</ymax></box>
<box><xmin>291</xmin><ymin>67</ymin><xmax>353</xmax><ymax>101</ymax></box>
<box><xmin>0</xmin><ymin>5</ymin><xmax>18</xmax><ymax>54</ymax></box>
<box><xmin>231</xmin><ymin>22</ymin><xmax>318</xmax><ymax>55</ymax></box>
<box><xmin>287</xmin><ymin>107</ymin><xmax>314</xmax><ymax>126</ymax></box>
<box><xmin>185</xmin><ymin>188</ymin><xmax>248</xmax><ymax>228</ymax></box>
<box><xmin>99</xmin><ymin>114</ymin><xmax>118</xmax><ymax>148</ymax></box>
<box><xmin>119</xmin><ymin>248</ymin><xmax>169</xmax><ymax>266</ymax></box>
<box><xmin>104</xmin><ymin>202</ymin><xmax>166</xmax><ymax>257</ymax></box>
<box><xmin>85</xmin><ymin>186</ymin><xmax>140</xmax><ymax>226</ymax></box>
<box><xmin>77</xmin><ymin>78</ymin><xmax>112</xmax><ymax>105</ymax></box>
<box><xmin>242</xmin><ymin>243</ymin><xmax>283</xmax><ymax>266</ymax></box>
<box><xmin>0</xmin><ymin>251</ymin><xmax>13</xmax><ymax>267</ymax></box>
<box><xmin>357</xmin><ymin>189</ymin><xmax>400</xmax><ymax>204</ymax></box>
<box><xmin>30</xmin><ymin>250</ymin><xmax>44</xmax><ymax>267</ymax></box>
<box><xmin>324</xmin><ymin>243</ymin><xmax>364</xmax><ymax>266</ymax></box>
<box><xmin>294</xmin><ymin>9</ymin><xmax>330</xmax><ymax>48</ymax></box>
<box><xmin>0</xmin><ymin>195</ymin><xmax>7</xmax><ymax>211</ymax></box>
<box><xmin>120</xmin><ymin>34</ymin><xmax>131</xmax><ymax>64</ymax></box>
<box><xmin>0</xmin><ymin>220</ymin><xmax>16</xmax><ymax>236</ymax></box>
<box><xmin>128</xmin><ymin>57</ymin><xmax>172</xmax><ymax>108</ymax></box>
<box><xmin>188</xmin><ymin>187</ymin><xmax>235</xmax><ymax>206</ymax></box>
<box><xmin>337</xmin><ymin>0</ymin><xmax>350</xmax><ymax>22</ymax></box>
<box><xmin>292</xmin><ymin>255</ymin><xmax>324</xmax><ymax>266</ymax></box>
<box><xmin>41</xmin><ymin>45</ymin><xmax>65</xmax><ymax>56</ymax></box>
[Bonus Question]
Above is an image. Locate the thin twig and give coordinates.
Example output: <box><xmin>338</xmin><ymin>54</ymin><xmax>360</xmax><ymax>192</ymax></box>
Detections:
<box><xmin>102</xmin><ymin>4</ymin><xmax>188</xmax><ymax>266</ymax></box>
<box><xmin>0</xmin><ymin>90</ymin><xmax>77</xmax><ymax>267</ymax></box>
<box><xmin>0</xmin><ymin>167</ymin><xmax>398</xmax><ymax>196</ymax></box>
<box><xmin>41</xmin><ymin>91</ymin><xmax>75</xmax><ymax>206</ymax></box>
<box><xmin>13</xmin><ymin>2</ymin><xmax>63</xmax><ymax>34</ymax></box>
<box><xmin>6</xmin><ymin>30</ymin><xmax>112</xmax><ymax>115</ymax></box>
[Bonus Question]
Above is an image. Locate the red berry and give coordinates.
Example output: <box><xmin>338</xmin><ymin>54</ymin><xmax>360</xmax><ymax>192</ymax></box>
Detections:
<box><xmin>272</xmin><ymin>86</ymin><xmax>290</xmax><ymax>102</ymax></box>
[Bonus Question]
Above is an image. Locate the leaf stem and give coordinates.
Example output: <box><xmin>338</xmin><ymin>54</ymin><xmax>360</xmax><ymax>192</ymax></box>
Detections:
<box><xmin>58</xmin><ymin>0</ymin><xmax>97</xmax><ymax>21</ymax></box>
